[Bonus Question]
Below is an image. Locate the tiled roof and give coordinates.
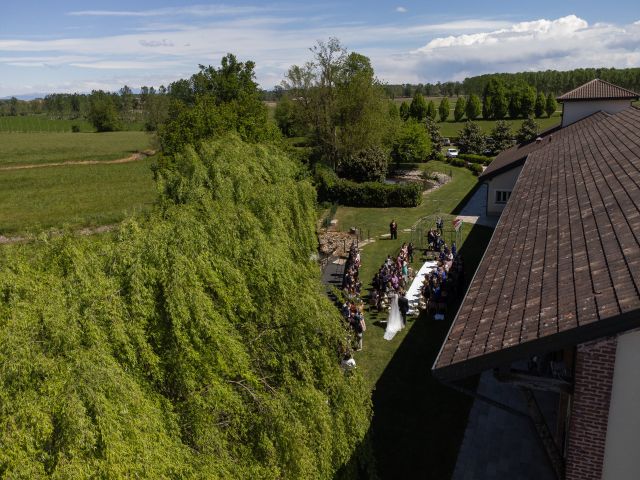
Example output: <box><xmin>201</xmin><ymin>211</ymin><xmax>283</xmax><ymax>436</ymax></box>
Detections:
<box><xmin>433</xmin><ymin>107</ymin><xmax>640</xmax><ymax>381</ymax></box>
<box><xmin>479</xmin><ymin>125</ymin><xmax>562</xmax><ymax>180</ymax></box>
<box><xmin>557</xmin><ymin>79</ymin><xmax>639</xmax><ymax>102</ymax></box>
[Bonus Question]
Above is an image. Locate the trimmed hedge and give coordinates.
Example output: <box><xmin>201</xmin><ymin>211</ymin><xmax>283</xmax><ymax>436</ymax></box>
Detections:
<box><xmin>467</xmin><ymin>163</ymin><xmax>484</xmax><ymax>176</ymax></box>
<box><xmin>444</xmin><ymin>156</ymin><xmax>486</xmax><ymax>176</ymax></box>
<box><xmin>458</xmin><ymin>153</ymin><xmax>493</xmax><ymax>165</ymax></box>
<box><xmin>315</xmin><ymin>165</ymin><xmax>422</xmax><ymax>207</ymax></box>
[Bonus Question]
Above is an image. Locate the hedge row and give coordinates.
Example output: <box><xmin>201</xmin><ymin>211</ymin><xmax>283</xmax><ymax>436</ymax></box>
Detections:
<box><xmin>444</xmin><ymin>156</ymin><xmax>486</xmax><ymax>176</ymax></box>
<box><xmin>458</xmin><ymin>153</ymin><xmax>493</xmax><ymax>165</ymax></box>
<box><xmin>315</xmin><ymin>165</ymin><xmax>422</xmax><ymax>207</ymax></box>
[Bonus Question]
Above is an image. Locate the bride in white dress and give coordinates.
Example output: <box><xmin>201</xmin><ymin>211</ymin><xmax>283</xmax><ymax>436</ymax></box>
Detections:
<box><xmin>384</xmin><ymin>291</ymin><xmax>404</xmax><ymax>340</ymax></box>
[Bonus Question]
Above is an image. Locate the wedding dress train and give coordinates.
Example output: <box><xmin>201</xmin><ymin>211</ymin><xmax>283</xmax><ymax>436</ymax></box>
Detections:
<box><xmin>384</xmin><ymin>292</ymin><xmax>403</xmax><ymax>340</ymax></box>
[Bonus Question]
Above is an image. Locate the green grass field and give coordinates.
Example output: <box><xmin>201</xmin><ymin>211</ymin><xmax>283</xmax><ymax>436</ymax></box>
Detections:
<box><xmin>0</xmin><ymin>131</ymin><xmax>153</xmax><ymax>166</ymax></box>
<box><xmin>0</xmin><ymin>157</ymin><xmax>158</xmax><ymax>235</ymax></box>
<box><xmin>334</xmin><ymin>161</ymin><xmax>477</xmax><ymax>242</ymax></box>
<box><xmin>438</xmin><ymin>113</ymin><xmax>561</xmax><ymax>138</ymax></box>
<box><xmin>0</xmin><ymin>115</ymin><xmax>144</xmax><ymax>133</ymax></box>
<box><xmin>332</xmin><ymin>163</ymin><xmax>492</xmax><ymax>477</ymax></box>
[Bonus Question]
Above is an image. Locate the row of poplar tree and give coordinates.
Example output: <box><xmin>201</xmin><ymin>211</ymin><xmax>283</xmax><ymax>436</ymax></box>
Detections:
<box><xmin>398</xmin><ymin>79</ymin><xmax>558</xmax><ymax>124</ymax></box>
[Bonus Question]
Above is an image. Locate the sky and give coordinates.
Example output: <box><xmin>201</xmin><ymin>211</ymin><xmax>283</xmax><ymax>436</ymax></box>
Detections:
<box><xmin>1</xmin><ymin>0</ymin><xmax>639</xmax><ymax>97</ymax></box>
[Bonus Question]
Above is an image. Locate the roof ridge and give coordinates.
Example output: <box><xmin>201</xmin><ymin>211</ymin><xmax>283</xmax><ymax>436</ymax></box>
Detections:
<box><xmin>593</xmin><ymin>78</ymin><xmax>640</xmax><ymax>97</ymax></box>
<box><xmin>557</xmin><ymin>78</ymin><xmax>640</xmax><ymax>101</ymax></box>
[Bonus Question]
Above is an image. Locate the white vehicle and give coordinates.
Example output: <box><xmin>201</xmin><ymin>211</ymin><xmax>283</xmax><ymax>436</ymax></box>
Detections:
<box><xmin>446</xmin><ymin>148</ymin><xmax>459</xmax><ymax>158</ymax></box>
<box><xmin>443</xmin><ymin>138</ymin><xmax>451</xmax><ymax>146</ymax></box>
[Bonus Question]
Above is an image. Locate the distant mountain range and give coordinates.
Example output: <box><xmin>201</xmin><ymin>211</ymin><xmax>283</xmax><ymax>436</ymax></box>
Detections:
<box><xmin>0</xmin><ymin>93</ymin><xmax>50</xmax><ymax>101</ymax></box>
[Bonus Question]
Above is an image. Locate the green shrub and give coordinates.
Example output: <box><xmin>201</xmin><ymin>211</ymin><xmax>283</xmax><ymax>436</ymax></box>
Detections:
<box><xmin>449</xmin><ymin>158</ymin><xmax>465</xmax><ymax>168</ymax></box>
<box><xmin>315</xmin><ymin>164</ymin><xmax>422</xmax><ymax>207</ymax></box>
<box><xmin>467</xmin><ymin>163</ymin><xmax>484</xmax><ymax>175</ymax></box>
<box><xmin>71</xmin><ymin>124</ymin><xmax>81</xmax><ymax>133</ymax></box>
<box><xmin>458</xmin><ymin>154</ymin><xmax>492</xmax><ymax>165</ymax></box>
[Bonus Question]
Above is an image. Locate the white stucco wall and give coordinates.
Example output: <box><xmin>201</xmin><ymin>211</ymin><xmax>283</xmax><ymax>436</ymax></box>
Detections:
<box><xmin>485</xmin><ymin>166</ymin><xmax>522</xmax><ymax>216</ymax></box>
<box><xmin>602</xmin><ymin>329</ymin><xmax>640</xmax><ymax>480</ymax></box>
<box><xmin>561</xmin><ymin>100</ymin><xmax>632</xmax><ymax>127</ymax></box>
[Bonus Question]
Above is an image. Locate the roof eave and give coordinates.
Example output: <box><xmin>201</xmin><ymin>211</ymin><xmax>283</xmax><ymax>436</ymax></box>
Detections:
<box><xmin>432</xmin><ymin>308</ymin><xmax>640</xmax><ymax>382</ymax></box>
<box><xmin>558</xmin><ymin>96</ymin><xmax>639</xmax><ymax>102</ymax></box>
<box><xmin>479</xmin><ymin>156</ymin><xmax>527</xmax><ymax>181</ymax></box>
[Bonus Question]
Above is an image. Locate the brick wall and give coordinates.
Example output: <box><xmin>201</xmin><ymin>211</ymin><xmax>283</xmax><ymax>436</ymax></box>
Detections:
<box><xmin>565</xmin><ymin>336</ymin><xmax>617</xmax><ymax>480</ymax></box>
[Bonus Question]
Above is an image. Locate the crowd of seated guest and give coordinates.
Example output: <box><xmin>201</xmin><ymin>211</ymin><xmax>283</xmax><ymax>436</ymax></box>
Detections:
<box><xmin>418</xmin><ymin>241</ymin><xmax>464</xmax><ymax>316</ymax></box>
<box><xmin>369</xmin><ymin>242</ymin><xmax>415</xmax><ymax>312</ymax></box>
<box><xmin>342</xmin><ymin>243</ymin><xmax>362</xmax><ymax>299</ymax></box>
<box><xmin>340</xmin><ymin>243</ymin><xmax>367</xmax><ymax>352</ymax></box>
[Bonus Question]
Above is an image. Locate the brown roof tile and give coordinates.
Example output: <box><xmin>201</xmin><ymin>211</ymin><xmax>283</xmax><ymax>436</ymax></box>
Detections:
<box><xmin>433</xmin><ymin>106</ymin><xmax>640</xmax><ymax>381</ymax></box>
<box><xmin>557</xmin><ymin>79</ymin><xmax>639</xmax><ymax>102</ymax></box>
<box><xmin>479</xmin><ymin>125</ymin><xmax>562</xmax><ymax>180</ymax></box>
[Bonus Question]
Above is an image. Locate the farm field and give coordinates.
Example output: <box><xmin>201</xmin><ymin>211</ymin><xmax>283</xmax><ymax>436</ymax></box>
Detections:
<box><xmin>0</xmin><ymin>131</ymin><xmax>153</xmax><ymax>166</ymax></box>
<box><xmin>0</xmin><ymin>156</ymin><xmax>157</xmax><ymax>235</ymax></box>
<box><xmin>0</xmin><ymin>115</ymin><xmax>144</xmax><ymax>132</ymax></box>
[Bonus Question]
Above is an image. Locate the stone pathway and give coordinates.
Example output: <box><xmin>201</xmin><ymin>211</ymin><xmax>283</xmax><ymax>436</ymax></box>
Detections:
<box><xmin>457</xmin><ymin>183</ymin><xmax>499</xmax><ymax>228</ymax></box>
<box><xmin>452</xmin><ymin>371</ymin><xmax>557</xmax><ymax>480</ymax></box>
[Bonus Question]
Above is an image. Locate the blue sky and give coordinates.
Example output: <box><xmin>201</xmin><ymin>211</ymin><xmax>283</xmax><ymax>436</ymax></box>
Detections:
<box><xmin>1</xmin><ymin>1</ymin><xmax>639</xmax><ymax>96</ymax></box>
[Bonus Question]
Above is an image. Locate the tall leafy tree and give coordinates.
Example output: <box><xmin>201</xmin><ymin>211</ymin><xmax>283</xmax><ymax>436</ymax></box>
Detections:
<box><xmin>515</xmin><ymin>116</ymin><xmax>539</xmax><ymax>144</ymax></box>
<box><xmin>454</xmin><ymin>97</ymin><xmax>466</xmax><ymax>122</ymax></box>
<box><xmin>465</xmin><ymin>94</ymin><xmax>481</xmax><ymax>120</ymax></box>
<box><xmin>160</xmin><ymin>54</ymin><xmax>277</xmax><ymax>154</ymax></box>
<box><xmin>545</xmin><ymin>93</ymin><xmax>558</xmax><ymax>118</ymax></box>
<box><xmin>338</xmin><ymin>145</ymin><xmax>389</xmax><ymax>182</ymax></box>
<box><xmin>425</xmin><ymin>116</ymin><xmax>444</xmax><ymax>158</ymax></box>
<box><xmin>274</xmin><ymin>96</ymin><xmax>297</xmax><ymax>137</ymax></box>
<box><xmin>508</xmin><ymin>88</ymin><xmax>522</xmax><ymax>118</ymax></box>
<box><xmin>534</xmin><ymin>92</ymin><xmax>546</xmax><ymax>118</ymax></box>
<box><xmin>488</xmin><ymin>120</ymin><xmax>513</xmax><ymax>154</ymax></box>
<box><xmin>118</xmin><ymin>85</ymin><xmax>134</xmax><ymax>123</ymax></box>
<box><xmin>399</xmin><ymin>100</ymin><xmax>410</xmax><ymax>120</ymax></box>
<box><xmin>335</xmin><ymin>52</ymin><xmax>396</xmax><ymax>161</ymax></box>
<box><xmin>282</xmin><ymin>39</ymin><xmax>397</xmax><ymax>171</ymax></box>
<box><xmin>520</xmin><ymin>86</ymin><xmax>537</xmax><ymax>118</ymax></box>
<box><xmin>391</xmin><ymin>120</ymin><xmax>431</xmax><ymax>164</ymax></box>
<box><xmin>409</xmin><ymin>92</ymin><xmax>428</xmax><ymax>121</ymax></box>
<box><xmin>438</xmin><ymin>97</ymin><xmax>450</xmax><ymax>122</ymax></box>
<box><xmin>426</xmin><ymin>100</ymin><xmax>437</xmax><ymax>121</ymax></box>
<box><xmin>87</xmin><ymin>90</ymin><xmax>120</xmax><ymax>132</ymax></box>
<box><xmin>482</xmin><ymin>78</ymin><xmax>508</xmax><ymax>119</ymax></box>
<box><xmin>0</xmin><ymin>134</ymin><xmax>371</xmax><ymax>479</ymax></box>
<box><xmin>457</xmin><ymin>121</ymin><xmax>486</xmax><ymax>154</ymax></box>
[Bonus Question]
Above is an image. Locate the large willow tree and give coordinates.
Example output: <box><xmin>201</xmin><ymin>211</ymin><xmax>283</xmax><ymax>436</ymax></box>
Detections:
<box><xmin>0</xmin><ymin>135</ymin><xmax>370</xmax><ymax>478</ymax></box>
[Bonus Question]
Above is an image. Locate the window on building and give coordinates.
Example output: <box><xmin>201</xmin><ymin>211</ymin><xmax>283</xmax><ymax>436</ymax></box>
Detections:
<box><xmin>495</xmin><ymin>190</ymin><xmax>511</xmax><ymax>204</ymax></box>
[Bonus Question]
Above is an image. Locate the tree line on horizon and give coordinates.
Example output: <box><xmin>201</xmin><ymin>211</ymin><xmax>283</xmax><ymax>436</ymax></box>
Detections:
<box><xmin>262</xmin><ymin>66</ymin><xmax>640</xmax><ymax>101</ymax></box>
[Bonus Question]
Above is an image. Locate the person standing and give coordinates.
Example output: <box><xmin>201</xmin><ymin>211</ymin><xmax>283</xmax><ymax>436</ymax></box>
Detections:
<box><xmin>390</xmin><ymin>220</ymin><xmax>398</xmax><ymax>240</ymax></box>
<box><xmin>352</xmin><ymin>309</ymin><xmax>366</xmax><ymax>351</ymax></box>
<box><xmin>398</xmin><ymin>290</ymin><xmax>410</xmax><ymax>326</ymax></box>
<box><xmin>436</xmin><ymin>217</ymin><xmax>443</xmax><ymax>235</ymax></box>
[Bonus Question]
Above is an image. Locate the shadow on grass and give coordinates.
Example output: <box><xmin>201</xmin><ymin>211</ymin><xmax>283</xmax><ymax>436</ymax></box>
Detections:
<box><xmin>451</xmin><ymin>180</ymin><xmax>482</xmax><ymax>215</ymax></box>
<box><xmin>337</xmin><ymin>223</ymin><xmax>493</xmax><ymax>479</ymax></box>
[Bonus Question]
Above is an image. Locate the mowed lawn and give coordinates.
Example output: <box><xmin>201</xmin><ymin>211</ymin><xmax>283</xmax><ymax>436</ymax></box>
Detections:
<box><xmin>331</xmin><ymin>162</ymin><xmax>494</xmax><ymax>478</ymax></box>
<box><xmin>0</xmin><ymin>131</ymin><xmax>153</xmax><ymax>167</ymax></box>
<box><xmin>438</xmin><ymin>113</ymin><xmax>561</xmax><ymax>138</ymax></box>
<box><xmin>0</xmin><ymin>158</ymin><xmax>158</xmax><ymax>234</ymax></box>
<box><xmin>334</xmin><ymin>160</ymin><xmax>478</xmax><ymax>242</ymax></box>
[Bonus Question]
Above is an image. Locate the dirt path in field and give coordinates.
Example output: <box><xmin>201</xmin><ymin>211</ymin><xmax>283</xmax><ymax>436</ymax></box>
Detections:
<box><xmin>0</xmin><ymin>224</ymin><xmax>119</xmax><ymax>245</ymax></box>
<box><xmin>0</xmin><ymin>150</ymin><xmax>157</xmax><ymax>171</ymax></box>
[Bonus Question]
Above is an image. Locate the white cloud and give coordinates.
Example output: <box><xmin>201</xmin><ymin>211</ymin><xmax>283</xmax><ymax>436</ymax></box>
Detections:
<box><xmin>404</xmin><ymin>15</ymin><xmax>640</xmax><ymax>83</ymax></box>
<box><xmin>67</xmin><ymin>5</ymin><xmax>270</xmax><ymax>17</ymax></box>
<box><xmin>1</xmin><ymin>13</ymin><xmax>640</xmax><ymax>95</ymax></box>
<box><xmin>396</xmin><ymin>6</ymin><xmax>407</xmax><ymax>13</ymax></box>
